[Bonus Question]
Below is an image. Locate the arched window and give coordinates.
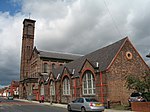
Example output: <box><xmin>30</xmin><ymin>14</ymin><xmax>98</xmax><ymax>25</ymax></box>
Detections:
<box><xmin>52</xmin><ymin>63</ymin><xmax>55</xmax><ymax>70</ymax></box>
<box><xmin>50</xmin><ymin>80</ymin><xmax>55</xmax><ymax>95</ymax></box>
<box><xmin>82</xmin><ymin>71</ymin><xmax>95</xmax><ymax>95</ymax></box>
<box><xmin>60</xmin><ymin>64</ymin><xmax>63</xmax><ymax>66</ymax></box>
<box><xmin>63</xmin><ymin>77</ymin><xmax>70</xmax><ymax>95</ymax></box>
<box><xmin>43</xmin><ymin>63</ymin><xmax>48</xmax><ymax>73</ymax></box>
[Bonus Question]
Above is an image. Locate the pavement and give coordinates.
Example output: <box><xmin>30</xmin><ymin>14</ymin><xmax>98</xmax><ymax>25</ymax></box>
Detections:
<box><xmin>15</xmin><ymin>98</ymin><xmax>67</xmax><ymax>108</ymax></box>
<box><xmin>14</xmin><ymin>98</ymin><xmax>135</xmax><ymax>112</ymax></box>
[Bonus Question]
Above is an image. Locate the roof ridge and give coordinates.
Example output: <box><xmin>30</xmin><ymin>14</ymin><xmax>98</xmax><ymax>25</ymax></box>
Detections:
<box><xmin>38</xmin><ymin>49</ymin><xmax>83</xmax><ymax>56</ymax></box>
<box><xmin>95</xmin><ymin>37</ymin><xmax>128</xmax><ymax>52</ymax></box>
<box><xmin>84</xmin><ymin>37</ymin><xmax>128</xmax><ymax>57</ymax></box>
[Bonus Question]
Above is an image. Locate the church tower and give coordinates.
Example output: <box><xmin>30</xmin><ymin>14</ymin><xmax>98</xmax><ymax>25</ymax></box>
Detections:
<box><xmin>20</xmin><ymin>19</ymin><xmax>36</xmax><ymax>81</ymax></box>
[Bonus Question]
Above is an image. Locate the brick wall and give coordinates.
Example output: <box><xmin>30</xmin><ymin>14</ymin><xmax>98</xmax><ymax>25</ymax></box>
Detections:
<box><xmin>107</xmin><ymin>40</ymin><xmax>149</xmax><ymax>104</ymax></box>
<box><xmin>44</xmin><ymin>84</ymin><xmax>49</xmax><ymax>101</ymax></box>
<box><xmin>131</xmin><ymin>102</ymin><xmax>150</xmax><ymax>112</ymax></box>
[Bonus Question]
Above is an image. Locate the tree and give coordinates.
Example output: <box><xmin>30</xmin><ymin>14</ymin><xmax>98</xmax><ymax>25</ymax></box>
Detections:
<box><xmin>144</xmin><ymin>71</ymin><xmax>150</xmax><ymax>92</ymax></box>
<box><xmin>126</xmin><ymin>71</ymin><xmax>150</xmax><ymax>93</ymax></box>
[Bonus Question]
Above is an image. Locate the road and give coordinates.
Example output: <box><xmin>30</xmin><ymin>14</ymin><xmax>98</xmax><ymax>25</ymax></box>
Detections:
<box><xmin>0</xmin><ymin>97</ymin><xmax>67</xmax><ymax>112</ymax></box>
<box><xmin>0</xmin><ymin>97</ymin><xmax>134</xmax><ymax>112</ymax></box>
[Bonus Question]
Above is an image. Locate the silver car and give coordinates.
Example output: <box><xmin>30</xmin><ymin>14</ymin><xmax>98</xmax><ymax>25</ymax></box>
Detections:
<box><xmin>67</xmin><ymin>97</ymin><xmax>105</xmax><ymax>112</ymax></box>
<box><xmin>128</xmin><ymin>92</ymin><xmax>146</xmax><ymax>106</ymax></box>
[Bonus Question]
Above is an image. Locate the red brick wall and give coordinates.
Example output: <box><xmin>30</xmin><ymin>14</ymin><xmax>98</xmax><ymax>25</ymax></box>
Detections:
<box><xmin>131</xmin><ymin>102</ymin><xmax>150</xmax><ymax>112</ymax></box>
<box><xmin>107</xmin><ymin>40</ymin><xmax>149</xmax><ymax>104</ymax></box>
<box><xmin>44</xmin><ymin>84</ymin><xmax>49</xmax><ymax>101</ymax></box>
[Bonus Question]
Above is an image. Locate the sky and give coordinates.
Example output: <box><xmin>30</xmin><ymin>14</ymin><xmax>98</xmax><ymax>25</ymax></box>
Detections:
<box><xmin>0</xmin><ymin>0</ymin><xmax>150</xmax><ymax>87</ymax></box>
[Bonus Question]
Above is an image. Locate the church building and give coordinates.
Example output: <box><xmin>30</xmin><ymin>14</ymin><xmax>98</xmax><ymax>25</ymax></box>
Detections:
<box><xmin>19</xmin><ymin>19</ymin><xmax>82</xmax><ymax>100</ymax></box>
<box><xmin>19</xmin><ymin>19</ymin><xmax>150</xmax><ymax>105</ymax></box>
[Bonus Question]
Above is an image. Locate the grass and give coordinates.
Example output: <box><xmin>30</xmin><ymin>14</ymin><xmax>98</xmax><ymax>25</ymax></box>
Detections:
<box><xmin>111</xmin><ymin>104</ymin><xmax>131</xmax><ymax>110</ymax></box>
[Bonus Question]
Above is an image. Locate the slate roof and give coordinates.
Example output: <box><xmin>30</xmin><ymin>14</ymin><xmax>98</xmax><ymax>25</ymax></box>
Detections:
<box><xmin>52</xmin><ymin>67</ymin><xmax>64</xmax><ymax>79</ymax></box>
<box><xmin>21</xmin><ymin>78</ymin><xmax>38</xmax><ymax>83</ymax></box>
<box><xmin>43</xmin><ymin>75</ymin><xmax>49</xmax><ymax>81</ymax></box>
<box><xmin>39</xmin><ymin>74</ymin><xmax>49</xmax><ymax>84</ymax></box>
<box><xmin>53</xmin><ymin>37</ymin><xmax>128</xmax><ymax>77</ymax></box>
<box><xmin>37</xmin><ymin>50</ymin><xmax>82</xmax><ymax>61</ymax></box>
<box><xmin>83</xmin><ymin>37</ymin><xmax>128</xmax><ymax>71</ymax></box>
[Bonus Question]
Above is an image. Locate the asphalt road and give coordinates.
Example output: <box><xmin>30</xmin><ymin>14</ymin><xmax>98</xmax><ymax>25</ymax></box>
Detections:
<box><xmin>0</xmin><ymin>97</ymin><xmax>67</xmax><ymax>112</ymax></box>
<box><xmin>0</xmin><ymin>97</ymin><xmax>134</xmax><ymax>112</ymax></box>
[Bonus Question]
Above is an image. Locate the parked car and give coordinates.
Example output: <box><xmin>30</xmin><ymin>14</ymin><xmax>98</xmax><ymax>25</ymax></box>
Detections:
<box><xmin>67</xmin><ymin>97</ymin><xmax>105</xmax><ymax>112</ymax></box>
<box><xmin>128</xmin><ymin>92</ymin><xmax>148</xmax><ymax>106</ymax></box>
<box><xmin>128</xmin><ymin>92</ymin><xmax>146</xmax><ymax>102</ymax></box>
<box><xmin>7</xmin><ymin>95</ymin><xmax>14</xmax><ymax>100</ymax></box>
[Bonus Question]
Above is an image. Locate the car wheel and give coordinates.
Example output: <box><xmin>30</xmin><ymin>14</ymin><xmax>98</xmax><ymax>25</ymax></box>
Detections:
<box><xmin>67</xmin><ymin>105</ymin><xmax>72</xmax><ymax>112</ymax></box>
<box><xmin>81</xmin><ymin>107</ymin><xmax>86</xmax><ymax>112</ymax></box>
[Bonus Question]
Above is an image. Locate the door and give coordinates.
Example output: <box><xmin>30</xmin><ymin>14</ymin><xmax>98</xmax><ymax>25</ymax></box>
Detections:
<box><xmin>71</xmin><ymin>98</ymin><xmax>80</xmax><ymax>111</ymax></box>
<box><xmin>40</xmin><ymin>84</ymin><xmax>44</xmax><ymax>95</ymax></box>
<box><xmin>76</xmin><ymin>98</ymin><xmax>84</xmax><ymax>111</ymax></box>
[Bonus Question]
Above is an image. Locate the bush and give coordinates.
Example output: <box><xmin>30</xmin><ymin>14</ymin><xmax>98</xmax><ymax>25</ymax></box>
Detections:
<box><xmin>126</xmin><ymin>71</ymin><xmax>150</xmax><ymax>93</ymax></box>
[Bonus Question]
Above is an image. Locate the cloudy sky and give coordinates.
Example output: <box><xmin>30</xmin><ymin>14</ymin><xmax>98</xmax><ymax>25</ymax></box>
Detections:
<box><xmin>0</xmin><ymin>0</ymin><xmax>150</xmax><ymax>87</ymax></box>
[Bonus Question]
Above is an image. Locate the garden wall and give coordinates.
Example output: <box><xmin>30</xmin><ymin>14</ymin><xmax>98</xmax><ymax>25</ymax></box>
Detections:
<box><xmin>131</xmin><ymin>102</ymin><xmax>150</xmax><ymax>112</ymax></box>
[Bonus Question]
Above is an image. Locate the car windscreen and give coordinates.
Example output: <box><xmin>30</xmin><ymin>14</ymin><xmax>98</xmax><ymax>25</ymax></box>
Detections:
<box><xmin>85</xmin><ymin>98</ymin><xmax>98</xmax><ymax>102</ymax></box>
<box><xmin>131</xmin><ymin>93</ymin><xmax>141</xmax><ymax>97</ymax></box>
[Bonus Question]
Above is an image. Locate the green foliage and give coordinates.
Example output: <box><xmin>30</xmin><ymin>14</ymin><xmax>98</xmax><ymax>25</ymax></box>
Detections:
<box><xmin>144</xmin><ymin>74</ymin><xmax>150</xmax><ymax>92</ymax></box>
<box><xmin>126</xmin><ymin>71</ymin><xmax>150</xmax><ymax>93</ymax></box>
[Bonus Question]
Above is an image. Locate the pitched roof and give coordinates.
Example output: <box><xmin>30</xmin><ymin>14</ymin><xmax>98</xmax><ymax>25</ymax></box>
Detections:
<box><xmin>52</xmin><ymin>67</ymin><xmax>64</xmax><ymax>79</ymax></box>
<box><xmin>85</xmin><ymin>37</ymin><xmax>128</xmax><ymax>70</ymax></box>
<box><xmin>37</xmin><ymin>50</ymin><xmax>82</xmax><ymax>61</ymax></box>
<box><xmin>59</xmin><ymin>37</ymin><xmax>128</xmax><ymax>77</ymax></box>
<box><xmin>38</xmin><ymin>74</ymin><xmax>49</xmax><ymax>84</ymax></box>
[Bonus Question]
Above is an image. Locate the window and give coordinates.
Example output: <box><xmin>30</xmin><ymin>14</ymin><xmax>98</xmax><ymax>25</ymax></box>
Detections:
<box><xmin>74</xmin><ymin>98</ymin><xmax>80</xmax><ymax>103</ymax></box>
<box><xmin>82</xmin><ymin>71</ymin><xmax>95</xmax><ymax>95</ymax></box>
<box><xmin>27</xmin><ymin>24</ymin><xmax>33</xmax><ymax>35</ymax></box>
<box><xmin>60</xmin><ymin>64</ymin><xmax>63</xmax><ymax>66</ymax></box>
<box><xmin>50</xmin><ymin>81</ymin><xmax>55</xmax><ymax>95</ymax></box>
<box><xmin>25</xmin><ymin>72</ymin><xmax>28</xmax><ymax>78</ymax></box>
<box><xmin>78</xmin><ymin>98</ymin><xmax>84</xmax><ymax>103</ymax></box>
<box><xmin>63</xmin><ymin>77</ymin><xmax>70</xmax><ymax>95</ymax></box>
<box><xmin>43</xmin><ymin>63</ymin><xmax>48</xmax><ymax>73</ymax></box>
<box><xmin>73</xmin><ymin>98</ymin><xmax>84</xmax><ymax>103</ymax></box>
<box><xmin>27</xmin><ymin>46</ymin><xmax>30</xmax><ymax>59</ymax></box>
<box><xmin>52</xmin><ymin>63</ymin><xmax>55</xmax><ymax>70</ymax></box>
<box><xmin>85</xmin><ymin>98</ymin><xmax>98</xmax><ymax>102</ymax></box>
<box><xmin>126</xmin><ymin>51</ymin><xmax>133</xmax><ymax>60</ymax></box>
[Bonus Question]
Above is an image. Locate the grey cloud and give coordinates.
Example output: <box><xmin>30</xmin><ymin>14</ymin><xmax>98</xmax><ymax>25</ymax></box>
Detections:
<box><xmin>0</xmin><ymin>53</ymin><xmax>20</xmax><ymax>85</ymax></box>
<box><xmin>34</xmin><ymin>0</ymin><xmax>150</xmax><ymax>60</ymax></box>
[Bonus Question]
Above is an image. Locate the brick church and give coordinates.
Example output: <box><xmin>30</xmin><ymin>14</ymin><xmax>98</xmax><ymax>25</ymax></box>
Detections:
<box><xmin>19</xmin><ymin>19</ymin><xmax>149</xmax><ymax>105</ymax></box>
